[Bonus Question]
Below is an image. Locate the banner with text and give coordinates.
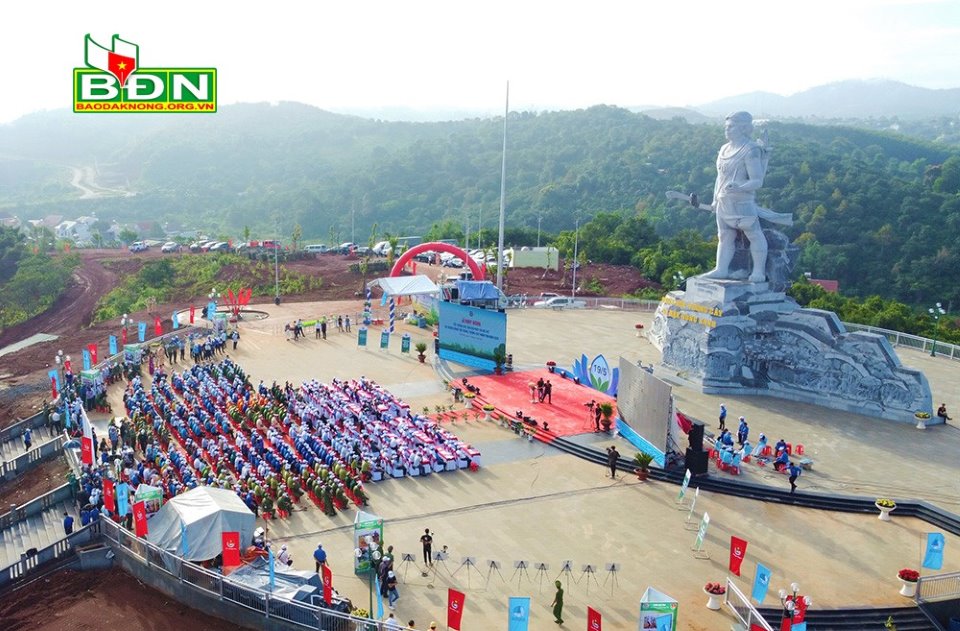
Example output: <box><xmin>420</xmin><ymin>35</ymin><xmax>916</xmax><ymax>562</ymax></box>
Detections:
<box><xmin>439</xmin><ymin>301</ymin><xmax>506</xmax><ymax>371</ymax></box>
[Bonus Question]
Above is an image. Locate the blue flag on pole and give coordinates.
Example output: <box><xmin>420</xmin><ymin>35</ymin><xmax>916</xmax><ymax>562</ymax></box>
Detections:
<box><xmin>751</xmin><ymin>563</ymin><xmax>772</xmax><ymax>604</ymax></box>
<box><xmin>64</xmin><ymin>401</ymin><xmax>71</xmax><ymax>429</ymax></box>
<box><xmin>82</xmin><ymin>349</ymin><xmax>91</xmax><ymax>371</ymax></box>
<box><xmin>181</xmin><ymin>522</ymin><xmax>189</xmax><ymax>556</ymax></box>
<box><xmin>791</xmin><ymin>623</ymin><xmax>807</xmax><ymax>631</ymax></box>
<box><xmin>48</xmin><ymin>370</ymin><xmax>60</xmax><ymax>392</ymax></box>
<box><xmin>109</xmin><ymin>335</ymin><xmax>118</xmax><ymax>355</ymax></box>
<box><xmin>116</xmin><ymin>482</ymin><xmax>129</xmax><ymax>516</ymax></box>
<box><xmin>172</xmin><ymin>311</ymin><xmax>180</xmax><ymax>330</ymax></box>
<box><xmin>207</xmin><ymin>301</ymin><xmax>216</xmax><ymax>320</ymax></box>
<box><xmin>138</xmin><ymin>321</ymin><xmax>147</xmax><ymax>342</ymax></box>
<box><xmin>924</xmin><ymin>532</ymin><xmax>945</xmax><ymax>570</ymax></box>
<box><xmin>374</xmin><ymin>573</ymin><xmax>384</xmax><ymax>618</ymax></box>
<box><xmin>507</xmin><ymin>597</ymin><xmax>531</xmax><ymax>631</ymax></box>
<box><xmin>268</xmin><ymin>547</ymin><xmax>276</xmax><ymax>589</ymax></box>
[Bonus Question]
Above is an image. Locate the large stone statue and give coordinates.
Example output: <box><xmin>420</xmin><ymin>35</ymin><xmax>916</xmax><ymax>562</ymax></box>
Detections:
<box><xmin>668</xmin><ymin>111</ymin><xmax>792</xmax><ymax>283</ymax></box>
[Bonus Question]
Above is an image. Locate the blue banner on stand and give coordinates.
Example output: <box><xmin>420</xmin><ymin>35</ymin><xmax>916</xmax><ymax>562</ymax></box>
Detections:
<box><xmin>109</xmin><ymin>335</ymin><xmax>118</xmax><ymax>355</ymax></box>
<box><xmin>172</xmin><ymin>311</ymin><xmax>180</xmax><ymax>330</ymax></box>
<box><xmin>116</xmin><ymin>482</ymin><xmax>130</xmax><ymax>516</ymax></box>
<box><xmin>82</xmin><ymin>349</ymin><xmax>91</xmax><ymax>371</ymax></box>
<box><xmin>751</xmin><ymin>563</ymin><xmax>772</xmax><ymax>604</ymax></box>
<box><xmin>380</xmin><ymin>330</ymin><xmax>389</xmax><ymax>350</ymax></box>
<box><xmin>207</xmin><ymin>301</ymin><xmax>216</xmax><ymax>320</ymax></box>
<box><xmin>358</xmin><ymin>328</ymin><xmax>368</xmax><ymax>347</ymax></box>
<box><xmin>924</xmin><ymin>532</ymin><xmax>945</xmax><ymax>570</ymax></box>
<box><xmin>507</xmin><ymin>597</ymin><xmax>530</xmax><ymax>631</ymax></box>
<box><xmin>138</xmin><ymin>321</ymin><xmax>147</xmax><ymax>342</ymax></box>
<box><xmin>374</xmin><ymin>573</ymin><xmax>384</xmax><ymax>618</ymax></box>
<box><xmin>64</xmin><ymin>402</ymin><xmax>71</xmax><ymax>429</ymax></box>
<box><xmin>268</xmin><ymin>547</ymin><xmax>276</xmax><ymax>589</ymax></box>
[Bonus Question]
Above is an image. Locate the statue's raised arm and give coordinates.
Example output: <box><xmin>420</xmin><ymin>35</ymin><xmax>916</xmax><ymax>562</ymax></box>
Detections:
<box><xmin>665</xmin><ymin>112</ymin><xmax>792</xmax><ymax>283</ymax></box>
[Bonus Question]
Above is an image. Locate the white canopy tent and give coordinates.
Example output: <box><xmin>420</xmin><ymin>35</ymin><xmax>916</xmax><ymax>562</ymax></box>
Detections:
<box><xmin>146</xmin><ymin>486</ymin><xmax>255</xmax><ymax>561</ymax></box>
<box><xmin>367</xmin><ymin>274</ymin><xmax>440</xmax><ymax>297</ymax></box>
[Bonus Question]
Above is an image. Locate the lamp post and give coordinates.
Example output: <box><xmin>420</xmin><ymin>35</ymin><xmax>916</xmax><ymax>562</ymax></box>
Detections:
<box><xmin>537</xmin><ymin>213</ymin><xmax>543</xmax><ymax>248</ymax></box>
<box><xmin>929</xmin><ymin>302</ymin><xmax>945</xmax><ymax>357</ymax></box>
<box><xmin>54</xmin><ymin>349</ymin><xmax>64</xmax><ymax>398</ymax></box>
<box><xmin>571</xmin><ymin>213</ymin><xmax>581</xmax><ymax>299</ymax></box>
<box><xmin>778</xmin><ymin>583</ymin><xmax>811</xmax><ymax>631</ymax></box>
<box><xmin>120</xmin><ymin>313</ymin><xmax>130</xmax><ymax>345</ymax></box>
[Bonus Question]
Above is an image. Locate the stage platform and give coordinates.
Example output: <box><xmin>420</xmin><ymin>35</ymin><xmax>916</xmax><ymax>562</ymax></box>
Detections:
<box><xmin>465</xmin><ymin>368</ymin><xmax>617</xmax><ymax>438</ymax></box>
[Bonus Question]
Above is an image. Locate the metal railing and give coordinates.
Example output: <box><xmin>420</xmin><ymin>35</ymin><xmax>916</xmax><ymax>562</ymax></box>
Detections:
<box><xmin>0</xmin><ymin>520</ymin><xmax>100</xmax><ymax>589</ymax></box>
<box><xmin>0</xmin><ymin>482</ymin><xmax>74</xmax><ymax>530</ymax></box>
<box><xmin>1</xmin><ymin>434</ymin><xmax>65</xmax><ymax>480</ymax></box>
<box><xmin>724</xmin><ymin>577</ymin><xmax>775</xmax><ymax>631</ymax></box>
<box><xmin>99</xmin><ymin>518</ymin><xmax>415</xmax><ymax>631</ymax></box>
<box><xmin>0</xmin><ymin>410</ymin><xmax>48</xmax><ymax>444</ymax></box>
<box><xmin>917</xmin><ymin>570</ymin><xmax>960</xmax><ymax>603</ymax></box>
<box><xmin>836</xmin><ymin>323</ymin><xmax>960</xmax><ymax>361</ymax></box>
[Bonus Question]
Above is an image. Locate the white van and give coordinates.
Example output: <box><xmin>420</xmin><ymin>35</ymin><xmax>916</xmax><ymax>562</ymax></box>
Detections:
<box><xmin>372</xmin><ymin>241</ymin><xmax>392</xmax><ymax>257</ymax></box>
<box><xmin>304</xmin><ymin>244</ymin><xmax>327</xmax><ymax>253</ymax></box>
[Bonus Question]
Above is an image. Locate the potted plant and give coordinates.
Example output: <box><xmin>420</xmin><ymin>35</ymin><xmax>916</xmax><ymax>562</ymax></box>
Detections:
<box><xmin>415</xmin><ymin>341</ymin><xmax>428</xmax><ymax>363</ymax></box>
<box><xmin>876</xmin><ymin>498</ymin><xmax>897</xmax><ymax>521</ymax></box>
<box><xmin>635</xmin><ymin>323</ymin><xmax>645</xmax><ymax>337</ymax></box>
<box><xmin>599</xmin><ymin>402</ymin><xmax>614</xmax><ymax>432</ymax></box>
<box><xmin>492</xmin><ymin>346</ymin><xmax>507</xmax><ymax>375</ymax></box>
<box><xmin>704</xmin><ymin>581</ymin><xmax>725</xmax><ymax>610</ymax></box>
<box><xmin>546</xmin><ymin>360</ymin><xmax>557</xmax><ymax>373</ymax></box>
<box><xmin>633</xmin><ymin>451</ymin><xmax>654</xmax><ymax>481</ymax></box>
<box><xmin>462</xmin><ymin>391</ymin><xmax>476</xmax><ymax>410</ymax></box>
<box><xmin>897</xmin><ymin>568</ymin><xmax>919</xmax><ymax>597</ymax></box>
<box><xmin>482</xmin><ymin>403</ymin><xmax>495</xmax><ymax>421</ymax></box>
<box><xmin>914</xmin><ymin>410</ymin><xmax>931</xmax><ymax>430</ymax></box>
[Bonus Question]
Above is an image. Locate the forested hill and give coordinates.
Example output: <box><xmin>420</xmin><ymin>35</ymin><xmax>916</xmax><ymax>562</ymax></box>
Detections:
<box><xmin>1</xmin><ymin>103</ymin><xmax>959</xmax><ymax>304</ymax></box>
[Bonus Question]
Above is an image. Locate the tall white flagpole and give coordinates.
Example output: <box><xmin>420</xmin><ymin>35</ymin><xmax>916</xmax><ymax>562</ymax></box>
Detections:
<box><xmin>496</xmin><ymin>81</ymin><xmax>509</xmax><ymax>291</ymax></box>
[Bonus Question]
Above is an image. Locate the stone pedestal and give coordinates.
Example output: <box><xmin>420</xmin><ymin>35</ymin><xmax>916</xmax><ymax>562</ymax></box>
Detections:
<box><xmin>649</xmin><ymin>277</ymin><xmax>932</xmax><ymax>423</ymax></box>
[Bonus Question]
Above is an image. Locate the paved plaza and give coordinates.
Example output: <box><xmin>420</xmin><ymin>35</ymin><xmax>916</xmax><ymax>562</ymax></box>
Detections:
<box><xmin>104</xmin><ymin>301</ymin><xmax>960</xmax><ymax>630</ymax></box>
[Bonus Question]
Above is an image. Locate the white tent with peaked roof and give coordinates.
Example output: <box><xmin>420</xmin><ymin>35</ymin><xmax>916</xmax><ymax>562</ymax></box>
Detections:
<box><xmin>146</xmin><ymin>486</ymin><xmax>255</xmax><ymax>561</ymax></box>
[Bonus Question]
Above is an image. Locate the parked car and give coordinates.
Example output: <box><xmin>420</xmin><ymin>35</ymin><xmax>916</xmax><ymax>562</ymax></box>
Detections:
<box><xmin>208</xmin><ymin>241</ymin><xmax>232</xmax><ymax>253</ymax></box>
<box><xmin>442</xmin><ymin>257</ymin><xmax>464</xmax><ymax>268</ymax></box>
<box><xmin>332</xmin><ymin>242</ymin><xmax>356</xmax><ymax>255</ymax></box>
<box><xmin>372</xmin><ymin>241</ymin><xmax>392</xmax><ymax>257</ymax></box>
<box><xmin>129</xmin><ymin>241</ymin><xmax>148</xmax><ymax>252</ymax></box>
<box><xmin>304</xmin><ymin>244</ymin><xmax>328</xmax><ymax>254</ymax></box>
<box><xmin>533</xmin><ymin>296</ymin><xmax>586</xmax><ymax>309</ymax></box>
<box><xmin>413</xmin><ymin>250</ymin><xmax>436</xmax><ymax>263</ymax></box>
<box><xmin>161</xmin><ymin>241</ymin><xmax>181</xmax><ymax>253</ymax></box>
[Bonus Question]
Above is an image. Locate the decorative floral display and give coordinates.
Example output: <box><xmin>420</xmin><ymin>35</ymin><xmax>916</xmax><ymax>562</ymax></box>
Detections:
<box><xmin>898</xmin><ymin>568</ymin><xmax>919</xmax><ymax>582</ymax></box>
<box><xmin>876</xmin><ymin>498</ymin><xmax>896</xmax><ymax>508</ymax></box>
<box><xmin>482</xmin><ymin>404</ymin><xmax>495</xmax><ymax>411</ymax></box>
<box><xmin>546</xmin><ymin>361</ymin><xmax>557</xmax><ymax>367</ymax></box>
<box><xmin>914</xmin><ymin>411</ymin><xmax>931</xmax><ymax>419</ymax></box>
<box><xmin>463</xmin><ymin>392</ymin><xmax>476</xmax><ymax>399</ymax></box>
<box><xmin>704</xmin><ymin>581</ymin><xmax>726</xmax><ymax>595</ymax></box>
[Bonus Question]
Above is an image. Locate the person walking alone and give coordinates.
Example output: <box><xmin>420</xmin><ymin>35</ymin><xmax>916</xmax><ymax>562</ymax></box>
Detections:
<box><xmin>788</xmin><ymin>461</ymin><xmax>802</xmax><ymax>494</ymax></box>
<box><xmin>606</xmin><ymin>446</ymin><xmax>620</xmax><ymax>479</ymax></box>
<box><xmin>551</xmin><ymin>579</ymin><xmax>564</xmax><ymax>624</ymax></box>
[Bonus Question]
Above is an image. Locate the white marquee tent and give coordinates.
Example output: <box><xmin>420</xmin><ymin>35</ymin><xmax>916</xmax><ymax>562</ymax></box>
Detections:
<box><xmin>146</xmin><ymin>486</ymin><xmax>255</xmax><ymax>561</ymax></box>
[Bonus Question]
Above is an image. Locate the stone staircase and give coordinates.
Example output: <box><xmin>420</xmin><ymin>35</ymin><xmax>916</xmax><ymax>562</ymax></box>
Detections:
<box><xmin>0</xmin><ymin>425</ymin><xmax>58</xmax><ymax>463</ymax></box>
<box><xmin>0</xmin><ymin>498</ymin><xmax>76</xmax><ymax>569</ymax></box>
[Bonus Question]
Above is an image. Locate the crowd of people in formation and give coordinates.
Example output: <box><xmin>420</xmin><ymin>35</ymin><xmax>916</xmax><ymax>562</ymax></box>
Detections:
<box><xmin>285</xmin><ymin>315</ymin><xmax>353</xmax><ymax>342</ymax></box>
<box><xmin>85</xmin><ymin>356</ymin><xmax>482</xmax><ymax>523</ymax></box>
<box><xmin>713</xmin><ymin>404</ymin><xmax>804</xmax><ymax>492</ymax></box>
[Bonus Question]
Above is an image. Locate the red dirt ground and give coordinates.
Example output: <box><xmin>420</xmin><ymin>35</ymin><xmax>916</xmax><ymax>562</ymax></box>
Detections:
<box><xmin>0</xmin><ymin>568</ymin><xmax>251</xmax><ymax>631</ymax></box>
<box><xmin>0</xmin><ymin>456</ymin><xmax>71</xmax><ymax>507</ymax></box>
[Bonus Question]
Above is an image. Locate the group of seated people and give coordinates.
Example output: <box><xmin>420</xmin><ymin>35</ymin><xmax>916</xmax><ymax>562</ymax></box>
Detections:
<box><xmin>113</xmin><ymin>359</ymin><xmax>480</xmax><ymax>524</ymax></box>
<box><xmin>712</xmin><ymin>422</ymin><xmax>799</xmax><ymax>475</ymax></box>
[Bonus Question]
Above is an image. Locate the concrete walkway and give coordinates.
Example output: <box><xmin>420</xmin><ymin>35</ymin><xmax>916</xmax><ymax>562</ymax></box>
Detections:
<box><xmin>101</xmin><ymin>300</ymin><xmax>960</xmax><ymax>630</ymax></box>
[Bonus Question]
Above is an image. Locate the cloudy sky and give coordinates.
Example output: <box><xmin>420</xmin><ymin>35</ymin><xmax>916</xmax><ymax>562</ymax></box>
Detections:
<box><xmin>3</xmin><ymin>0</ymin><xmax>958</xmax><ymax>123</ymax></box>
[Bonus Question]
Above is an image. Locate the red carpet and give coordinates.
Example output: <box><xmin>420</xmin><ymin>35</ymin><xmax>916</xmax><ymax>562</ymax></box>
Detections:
<box><xmin>466</xmin><ymin>369</ymin><xmax>617</xmax><ymax>437</ymax></box>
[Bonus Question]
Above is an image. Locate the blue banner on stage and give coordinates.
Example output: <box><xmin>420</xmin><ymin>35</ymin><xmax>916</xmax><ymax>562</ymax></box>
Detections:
<box><xmin>438</xmin><ymin>301</ymin><xmax>506</xmax><ymax>371</ymax></box>
<box><xmin>751</xmin><ymin>563</ymin><xmax>772</xmax><ymax>604</ymax></box>
<box><xmin>172</xmin><ymin>311</ymin><xmax>180</xmax><ymax>329</ymax></box>
<box><xmin>207</xmin><ymin>301</ymin><xmax>216</xmax><ymax>320</ymax></box>
<box><xmin>924</xmin><ymin>532</ymin><xmax>945</xmax><ymax>570</ymax></box>
<box><xmin>116</xmin><ymin>482</ymin><xmax>130</xmax><ymax>516</ymax></box>
<box><xmin>109</xmin><ymin>335</ymin><xmax>118</xmax><ymax>355</ymax></box>
<box><xmin>507</xmin><ymin>597</ymin><xmax>530</xmax><ymax>631</ymax></box>
<box><xmin>138</xmin><ymin>321</ymin><xmax>147</xmax><ymax>342</ymax></box>
<box><xmin>82</xmin><ymin>349</ymin><xmax>91</xmax><ymax>371</ymax></box>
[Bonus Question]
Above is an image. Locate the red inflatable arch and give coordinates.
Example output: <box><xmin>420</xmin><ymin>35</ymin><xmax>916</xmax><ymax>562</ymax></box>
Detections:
<box><xmin>391</xmin><ymin>242</ymin><xmax>485</xmax><ymax>280</ymax></box>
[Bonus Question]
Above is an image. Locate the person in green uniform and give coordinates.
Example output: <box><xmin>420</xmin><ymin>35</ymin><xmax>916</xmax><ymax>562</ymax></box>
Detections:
<box><xmin>551</xmin><ymin>580</ymin><xmax>564</xmax><ymax>624</ymax></box>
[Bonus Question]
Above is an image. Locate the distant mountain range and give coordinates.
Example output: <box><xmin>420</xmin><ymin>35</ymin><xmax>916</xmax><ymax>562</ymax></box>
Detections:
<box><xmin>693</xmin><ymin>79</ymin><xmax>960</xmax><ymax>120</ymax></box>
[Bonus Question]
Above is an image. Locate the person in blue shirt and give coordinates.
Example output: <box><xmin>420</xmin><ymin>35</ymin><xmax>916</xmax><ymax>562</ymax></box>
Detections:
<box><xmin>737</xmin><ymin>418</ymin><xmax>749</xmax><ymax>446</ymax></box>
<box><xmin>63</xmin><ymin>512</ymin><xmax>74</xmax><ymax>535</ymax></box>
<box><xmin>788</xmin><ymin>462</ymin><xmax>802</xmax><ymax>493</ymax></box>
<box><xmin>718</xmin><ymin>404</ymin><xmax>727</xmax><ymax>431</ymax></box>
<box><xmin>774</xmin><ymin>449</ymin><xmax>789</xmax><ymax>472</ymax></box>
<box><xmin>23</xmin><ymin>427</ymin><xmax>32</xmax><ymax>451</ymax></box>
<box><xmin>313</xmin><ymin>542</ymin><xmax>327</xmax><ymax>573</ymax></box>
<box><xmin>775</xmin><ymin>438</ymin><xmax>787</xmax><ymax>456</ymax></box>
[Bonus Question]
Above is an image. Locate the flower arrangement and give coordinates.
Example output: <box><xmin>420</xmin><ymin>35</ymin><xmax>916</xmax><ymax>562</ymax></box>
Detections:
<box><xmin>546</xmin><ymin>361</ymin><xmax>556</xmax><ymax>367</ymax></box>
<box><xmin>463</xmin><ymin>392</ymin><xmax>476</xmax><ymax>399</ymax></box>
<box><xmin>351</xmin><ymin>607</ymin><xmax>370</xmax><ymax>618</ymax></box>
<box><xmin>635</xmin><ymin>323</ymin><xmax>644</xmax><ymax>329</ymax></box>
<box><xmin>482</xmin><ymin>404</ymin><xmax>495</xmax><ymax>412</ymax></box>
<box><xmin>898</xmin><ymin>568</ymin><xmax>919</xmax><ymax>582</ymax></box>
<box><xmin>914</xmin><ymin>411</ymin><xmax>931</xmax><ymax>419</ymax></box>
<box><xmin>876</xmin><ymin>498</ymin><xmax>896</xmax><ymax>508</ymax></box>
<box><xmin>704</xmin><ymin>581</ymin><xmax>726</xmax><ymax>595</ymax></box>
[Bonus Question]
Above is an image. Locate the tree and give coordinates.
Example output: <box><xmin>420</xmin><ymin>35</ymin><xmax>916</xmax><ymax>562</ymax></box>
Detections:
<box><xmin>291</xmin><ymin>223</ymin><xmax>303</xmax><ymax>251</ymax></box>
<box><xmin>118</xmin><ymin>228</ymin><xmax>139</xmax><ymax>244</ymax></box>
<box><xmin>0</xmin><ymin>225</ymin><xmax>26</xmax><ymax>284</ymax></box>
